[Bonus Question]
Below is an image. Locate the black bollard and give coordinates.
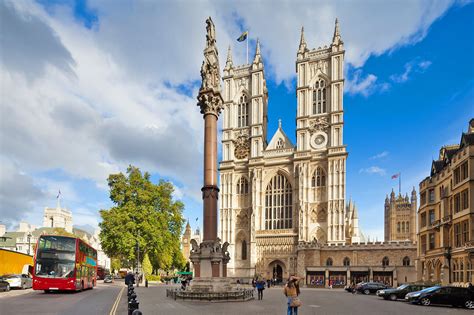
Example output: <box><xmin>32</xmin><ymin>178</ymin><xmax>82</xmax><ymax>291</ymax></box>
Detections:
<box><xmin>145</xmin><ymin>279</ymin><xmax>148</xmax><ymax>288</ymax></box>
<box><xmin>128</xmin><ymin>292</ymin><xmax>136</xmax><ymax>303</ymax></box>
<box><xmin>128</xmin><ymin>298</ymin><xmax>139</xmax><ymax>315</ymax></box>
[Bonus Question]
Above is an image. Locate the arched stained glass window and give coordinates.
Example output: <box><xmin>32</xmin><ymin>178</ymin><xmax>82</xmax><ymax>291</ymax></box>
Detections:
<box><xmin>265</xmin><ymin>174</ymin><xmax>293</xmax><ymax>230</ymax></box>
<box><xmin>312</xmin><ymin>79</ymin><xmax>327</xmax><ymax>114</ymax></box>
<box><xmin>311</xmin><ymin>167</ymin><xmax>326</xmax><ymax>188</ymax></box>
<box><xmin>238</xmin><ymin>95</ymin><xmax>249</xmax><ymax>127</ymax></box>
<box><xmin>237</xmin><ymin>177</ymin><xmax>249</xmax><ymax>195</ymax></box>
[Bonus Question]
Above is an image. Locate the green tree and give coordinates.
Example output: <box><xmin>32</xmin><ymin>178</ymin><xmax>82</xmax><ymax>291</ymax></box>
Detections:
<box><xmin>99</xmin><ymin>165</ymin><xmax>185</xmax><ymax>271</ymax></box>
<box><xmin>110</xmin><ymin>257</ymin><xmax>121</xmax><ymax>273</ymax></box>
<box><xmin>142</xmin><ymin>253</ymin><xmax>152</xmax><ymax>277</ymax></box>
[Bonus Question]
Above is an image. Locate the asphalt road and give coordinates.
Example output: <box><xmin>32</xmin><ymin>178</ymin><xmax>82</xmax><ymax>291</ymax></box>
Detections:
<box><xmin>0</xmin><ymin>282</ymin><xmax>123</xmax><ymax>315</ymax></box>
<box><xmin>131</xmin><ymin>285</ymin><xmax>474</xmax><ymax>315</ymax></box>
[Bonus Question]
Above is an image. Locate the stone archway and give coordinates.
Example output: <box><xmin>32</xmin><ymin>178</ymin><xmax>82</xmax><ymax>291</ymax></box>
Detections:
<box><xmin>433</xmin><ymin>259</ymin><xmax>442</xmax><ymax>283</ymax></box>
<box><xmin>268</xmin><ymin>260</ymin><xmax>286</xmax><ymax>284</ymax></box>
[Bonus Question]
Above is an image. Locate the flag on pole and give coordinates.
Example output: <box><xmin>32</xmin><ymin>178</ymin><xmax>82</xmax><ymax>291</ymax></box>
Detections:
<box><xmin>56</xmin><ymin>189</ymin><xmax>61</xmax><ymax>199</ymax></box>
<box><xmin>391</xmin><ymin>173</ymin><xmax>400</xmax><ymax>179</ymax></box>
<box><xmin>237</xmin><ymin>31</ymin><xmax>248</xmax><ymax>42</ymax></box>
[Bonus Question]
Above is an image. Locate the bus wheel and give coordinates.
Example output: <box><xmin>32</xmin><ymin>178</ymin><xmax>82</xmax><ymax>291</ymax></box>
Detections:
<box><xmin>44</xmin><ymin>290</ymin><xmax>49</xmax><ymax>294</ymax></box>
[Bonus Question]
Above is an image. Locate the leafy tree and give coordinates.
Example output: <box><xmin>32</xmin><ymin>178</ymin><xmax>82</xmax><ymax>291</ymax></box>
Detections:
<box><xmin>111</xmin><ymin>257</ymin><xmax>121</xmax><ymax>273</ymax></box>
<box><xmin>99</xmin><ymin>165</ymin><xmax>185</xmax><ymax>271</ymax></box>
<box><xmin>142</xmin><ymin>253</ymin><xmax>153</xmax><ymax>277</ymax></box>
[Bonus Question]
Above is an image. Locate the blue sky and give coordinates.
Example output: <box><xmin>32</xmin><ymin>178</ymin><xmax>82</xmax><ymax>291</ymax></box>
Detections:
<box><xmin>1</xmin><ymin>1</ymin><xmax>473</xmax><ymax>240</ymax></box>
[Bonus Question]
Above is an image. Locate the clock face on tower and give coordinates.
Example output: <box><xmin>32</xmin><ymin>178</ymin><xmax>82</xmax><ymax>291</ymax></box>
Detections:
<box><xmin>310</xmin><ymin>132</ymin><xmax>328</xmax><ymax>149</ymax></box>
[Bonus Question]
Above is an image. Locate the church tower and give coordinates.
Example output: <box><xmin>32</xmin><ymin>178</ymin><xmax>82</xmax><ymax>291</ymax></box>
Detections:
<box><xmin>384</xmin><ymin>188</ymin><xmax>417</xmax><ymax>242</ymax></box>
<box><xmin>181</xmin><ymin>221</ymin><xmax>192</xmax><ymax>261</ymax></box>
<box><xmin>220</xmin><ymin>42</ymin><xmax>268</xmax><ymax>277</ymax></box>
<box><xmin>294</xmin><ymin>19</ymin><xmax>347</xmax><ymax>244</ymax></box>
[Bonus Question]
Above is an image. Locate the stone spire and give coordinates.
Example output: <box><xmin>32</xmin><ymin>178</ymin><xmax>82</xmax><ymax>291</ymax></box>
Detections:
<box><xmin>298</xmin><ymin>26</ymin><xmax>307</xmax><ymax>54</ymax></box>
<box><xmin>253</xmin><ymin>38</ymin><xmax>262</xmax><ymax>65</ymax></box>
<box><xmin>411</xmin><ymin>187</ymin><xmax>417</xmax><ymax>202</ymax></box>
<box><xmin>385</xmin><ymin>194</ymin><xmax>389</xmax><ymax>205</ymax></box>
<box><xmin>390</xmin><ymin>189</ymin><xmax>395</xmax><ymax>201</ymax></box>
<box><xmin>332</xmin><ymin>18</ymin><xmax>343</xmax><ymax>46</ymax></box>
<box><xmin>224</xmin><ymin>45</ymin><xmax>233</xmax><ymax>70</ymax></box>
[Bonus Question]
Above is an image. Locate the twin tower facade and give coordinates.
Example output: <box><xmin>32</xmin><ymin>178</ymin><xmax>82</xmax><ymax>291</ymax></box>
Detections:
<box><xmin>219</xmin><ymin>20</ymin><xmax>362</xmax><ymax>278</ymax></box>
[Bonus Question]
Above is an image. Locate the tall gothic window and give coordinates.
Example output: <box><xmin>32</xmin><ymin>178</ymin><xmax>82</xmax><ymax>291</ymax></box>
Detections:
<box><xmin>382</xmin><ymin>256</ymin><xmax>390</xmax><ymax>267</ymax></box>
<box><xmin>238</xmin><ymin>94</ymin><xmax>249</xmax><ymax>127</ymax></box>
<box><xmin>311</xmin><ymin>167</ymin><xmax>326</xmax><ymax>187</ymax></box>
<box><xmin>312</xmin><ymin>79</ymin><xmax>327</xmax><ymax>114</ymax></box>
<box><xmin>237</xmin><ymin>177</ymin><xmax>249</xmax><ymax>195</ymax></box>
<box><xmin>265</xmin><ymin>174</ymin><xmax>293</xmax><ymax>230</ymax></box>
<box><xmin>326</xmin><ymin>258</ymin><xmax>333</xmax><ymax>266</ymax></box>
<box><xmin>343</xmin><ymin>257</ymin><xmax>350</xmax><ymax>266</ymax></box>
<box><xmin>241</xmin><ymin>240</ymin><xmax>247</xmax><ymax>260</ymax></box>
<box><xmin>406</xmin><ymin>221</ymin><xmax>410</xmax><ymax>233</ymax></box>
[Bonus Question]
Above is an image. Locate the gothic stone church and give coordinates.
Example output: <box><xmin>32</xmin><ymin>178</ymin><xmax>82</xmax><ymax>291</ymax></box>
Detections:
<box><xmin>217</xmin><ymin>20</ymin><xmax>416</xmax><ymax>287</ymax></box>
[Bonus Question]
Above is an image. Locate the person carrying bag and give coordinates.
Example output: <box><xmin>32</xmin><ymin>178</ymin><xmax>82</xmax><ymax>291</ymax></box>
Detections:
<box><xmin>283</xmin><ymin>275</ymin><xmax>302</xmax><ymax>315</ymax></box>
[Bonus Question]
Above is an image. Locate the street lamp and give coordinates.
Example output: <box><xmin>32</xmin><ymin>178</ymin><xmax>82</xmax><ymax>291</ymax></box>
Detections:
<box><xmin>27</xmin><ymin>232</ymin><xmax>32</xmax><ymax>255</ymax></box>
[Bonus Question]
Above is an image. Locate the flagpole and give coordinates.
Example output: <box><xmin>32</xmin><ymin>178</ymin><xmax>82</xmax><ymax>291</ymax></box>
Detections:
<box><xmin>246</xmin><ymin>31</ymin><xmax>249</xmax><ymax>64</ymax></box>
<box><xmin>399</xmin><ymin>172</ymin><xmax>401</xmax><ymax>195</ymax></box>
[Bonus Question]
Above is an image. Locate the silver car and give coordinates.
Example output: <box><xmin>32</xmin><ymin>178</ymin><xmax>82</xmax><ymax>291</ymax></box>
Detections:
<box><xmin>3</xmin><ymin>274</ymin><xmax>32</xmax><ymax>289</ymax></box>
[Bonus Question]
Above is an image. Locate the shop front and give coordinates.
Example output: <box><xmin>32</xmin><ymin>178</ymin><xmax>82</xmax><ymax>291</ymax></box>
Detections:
<box><xmin>328</xmin><ymin>271</ymin><xmax>347</xmax><ymax>288</ymax></box>
<box><xmin>349</xmin><ymin>270</ymin><xmax>369</xmax><ymax>285</ymax></box>
<box><xmin>306</xmin><ymin>268</ymin><xmax>325</xmax><ymax>287</ymax></box>
<box><xmin>373</xmin><ymin>270</ymin><xmax>393</xmax><ymax>286</ymax></box>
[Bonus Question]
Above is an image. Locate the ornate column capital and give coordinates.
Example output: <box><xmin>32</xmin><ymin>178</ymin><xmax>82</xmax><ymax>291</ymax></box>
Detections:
<box><xmin>197</xmin><ymin>92</ymin><xmax>223</xmax><ymax>117</ymax></box>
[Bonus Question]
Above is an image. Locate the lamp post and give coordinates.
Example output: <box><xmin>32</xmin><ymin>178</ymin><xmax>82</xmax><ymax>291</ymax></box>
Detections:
<box><xmin>27</xmin><ymin>232</ymin><xmax>32</xmax><ymax>255</ymax></box>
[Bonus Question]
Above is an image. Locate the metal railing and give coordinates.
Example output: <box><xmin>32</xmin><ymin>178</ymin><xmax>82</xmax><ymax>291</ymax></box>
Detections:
<box><xmin>166</xmin><ymin>288</ymin><xmax>254</xmax><ymax>301</ymax></box>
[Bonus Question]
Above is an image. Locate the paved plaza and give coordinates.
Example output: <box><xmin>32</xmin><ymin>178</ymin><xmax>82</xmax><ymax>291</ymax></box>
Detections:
<box><xmin>118</xmin><ymin>284</ymin><xmax>472</xmax><ymax>315</ymax></box>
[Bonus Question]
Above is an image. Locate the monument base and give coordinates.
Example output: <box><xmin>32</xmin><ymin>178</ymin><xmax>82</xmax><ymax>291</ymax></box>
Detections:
<box><xmin>188</xmin><ymin>277</ymin><xmax>232</xmax><ymax>293</ymax></box>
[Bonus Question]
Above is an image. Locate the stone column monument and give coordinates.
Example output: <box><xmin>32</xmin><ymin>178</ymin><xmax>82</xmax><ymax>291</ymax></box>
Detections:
<box><xmin>189</xmin><ymin>17</ymin><xmax>231</xmax><ymax>293</ymax></box>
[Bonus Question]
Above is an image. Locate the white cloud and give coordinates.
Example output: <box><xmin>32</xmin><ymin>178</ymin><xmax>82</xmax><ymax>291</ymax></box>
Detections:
<box><xmin>0</xmin><ymin>0</ymin><xmax>456</xmax><ymax>226</ymax></box>
<box><xmin>345</xmin><ymin>70</ymin><xmax>379</xmax><ymax>97</ymax></box>
<box><xmin>370</xmin><ymin>151</ymin><xmax>389</xmax><ymax>160</ymax></box>
<box><xmin>390</xmin><ymin>59</ymin><xmax>433</xmax><ymax>83</ymax></box>
<box><xmin>359</xmin><ymin>166</ymin><xmax>387</xmax><ymax>176</ymax></box>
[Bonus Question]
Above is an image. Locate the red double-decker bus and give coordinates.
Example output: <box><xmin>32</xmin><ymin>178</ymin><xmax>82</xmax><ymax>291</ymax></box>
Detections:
<box><xmin>32</xmin><ymin>235</ymin><xmax>97</xmax><ymax>292</ymax></box>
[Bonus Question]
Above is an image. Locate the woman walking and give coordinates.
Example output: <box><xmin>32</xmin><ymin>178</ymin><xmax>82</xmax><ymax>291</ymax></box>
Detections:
<box><xmin>283</xmin><ymin>276</ymin><xmax>301</xmax><ymax>315</ymax></box>
<box><xmin>256</xmin><ymin>278</ymin><xmax>265</xmax><ymax>300</ymax></box>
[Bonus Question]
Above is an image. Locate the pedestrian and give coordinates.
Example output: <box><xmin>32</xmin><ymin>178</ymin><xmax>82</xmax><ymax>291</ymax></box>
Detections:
<box><xmin>468</xmin><ymin>282</ymin><xmax>473</xmax><ymax>291</ymax></box>
<box><xmin>256</xmin><ymin>278</ymin><xmax>265</xmax><ymax>300</ymax></box>
<box><xmin>267</xmin><ymin>279</ymin><xmax>271</xmax><ymax>288</ymax></box>
<box><xmin>283</xmin><ymin>275</ymin><xmax>301</xmax><ymax>315</ymax></box>
<box><xmin>125</xmin><ymin>271</ymin><xmax>135</xmax><ymax>286</ymax></box>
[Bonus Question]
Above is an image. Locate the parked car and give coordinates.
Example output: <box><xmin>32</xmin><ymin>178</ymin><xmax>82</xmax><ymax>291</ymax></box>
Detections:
<box><xmin>354</xmin><ymin>282</ymin><xmax>390</xmax><ymax>295</ymax></box>
<box><xmin>377</xmin><ymin>284</ymin><xmax>432</xmax><ymax>300</ymax></box>
<box><xmin>104</xmin><ymin>275</ymin><xmax>113</xmax><ymax>283</ymax></box>
<box><xmin>0</xmin><ymin>278</ymin><xmax>10</xmax><ymax>292</ymax></box>
<box><xmin>2</xmin><ymin>274</ymin><xmax>32</xmax><ymax>289</ymax></box>
<box><xmin>405</xmin><ymin>286</ymin><xmax>474</xmax><ymax>309</ymax></box>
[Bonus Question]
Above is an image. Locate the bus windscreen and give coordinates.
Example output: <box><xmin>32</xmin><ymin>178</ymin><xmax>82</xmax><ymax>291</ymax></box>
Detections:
<box><xmin>35</xmin><ymin>236</ymin><xmax>76</xmax><ymax>278</ymax></box>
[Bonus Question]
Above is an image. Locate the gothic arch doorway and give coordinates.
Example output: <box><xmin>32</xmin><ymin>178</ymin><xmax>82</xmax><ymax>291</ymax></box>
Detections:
<box><xmin>268</xmin><ymin>260</ymin><xmax>285</xmax><ymax>284</ymax></box>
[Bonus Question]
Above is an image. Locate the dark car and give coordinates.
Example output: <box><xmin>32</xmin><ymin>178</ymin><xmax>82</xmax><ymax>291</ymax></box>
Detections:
<box><xmin>354</xmin><ymin>282</ymin><xmax>390</xmax><ymax>295</ymax></box>
<box><xmin>405</xmin><ymin>286</ymin><xmax>474</xmax><ymax>309</ymax></box>
<box><xmin>0</xmin><ymin>278</ymin><xmax>10</xmax><ymax>292</ymax></box>
<box><xmin>377</xmin><ymin>284</ymin><xmax>432</xmax><ymax>300</ymax></box>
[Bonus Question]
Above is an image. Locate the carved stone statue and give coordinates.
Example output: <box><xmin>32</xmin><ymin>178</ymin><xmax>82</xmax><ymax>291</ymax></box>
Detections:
<box><xmin>206</xmin><ymin>17</ymin><xmax>216</xmax><ymax>48</ymax></box>
<box><xmin>190</xmin><ymin>239</ymin><xmax>200</xmax><ymax>253</ymax></box>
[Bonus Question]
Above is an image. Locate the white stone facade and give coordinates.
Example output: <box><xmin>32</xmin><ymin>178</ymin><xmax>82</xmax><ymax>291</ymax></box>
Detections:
<box><xmin>219</xmin><ymin>21</ymin><xmax>361</xmax><ymax>279</ymax></box>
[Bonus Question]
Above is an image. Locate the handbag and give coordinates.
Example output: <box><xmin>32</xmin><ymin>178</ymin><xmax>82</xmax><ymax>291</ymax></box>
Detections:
<box><xmin>290</xmin><ymin>297</ymin><xmax>302</xmax><ymax>307</ymax></box>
